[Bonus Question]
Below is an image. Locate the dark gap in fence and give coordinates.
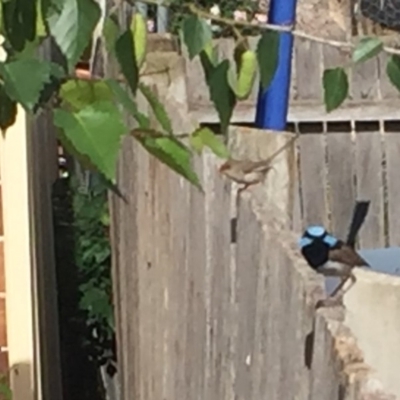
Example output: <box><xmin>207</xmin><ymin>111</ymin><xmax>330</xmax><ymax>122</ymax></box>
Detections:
<box><xmin>384</xmin><ymin>120</ymin><xmax>400</xmax><ymax>132</ymax></box>
<box><xmin>354</xmin><ymin>121</ymin><xmax>380</xmax><ymax>132</ymax></box>
<box><xmin>326</xmin><ymin>121</ymin><xmax>352</xmax><ymax>133</ymax></box>
<box><xmin>297</xmin><ymin>122</ymin><xmax>324</xmax><ymax>134</ymax></box>
<box><xmin>231</xmin><ymin>218</ymin><xmax>237</xmax><ymax>243</ymax></box>
<box><xmin>304</xmin><ymin>330</ymin><xmax>314</xmax><ymax>370</ymax></box>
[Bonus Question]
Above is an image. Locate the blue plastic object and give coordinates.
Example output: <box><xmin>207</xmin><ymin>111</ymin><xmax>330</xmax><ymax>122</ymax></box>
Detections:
<box><xmin>255</xmin><ymin>0</ymin><xmax>298</xmax><ymax>131</ymax></box>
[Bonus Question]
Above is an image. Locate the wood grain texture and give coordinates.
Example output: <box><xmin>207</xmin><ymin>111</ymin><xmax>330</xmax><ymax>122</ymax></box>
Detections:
<box><xmin>355</xmin><ymin>131</ymin><xmax>384</xmax><ymax>248</ymax></box>
<box><xmin>352</xmin><ymin>57</ymin><xmax>379</xmax><ymax>101</ymax></box>
<box><xmin>384</xmin><ymin>133</ymin><xmax>400</xmax><ymax>246</ymax></box>
<box><xmin>203</xmin><ymin>151</ymin><xmax>233</xmax><ymax>400</ymax></box>
<box><xmin>299</xmin><ymin>133</ymin><xmax>328</xmax><ymax>228</ymax></box>
<box><xmin>326</xmin><ymin>132</ymin><xmax>355</xmax><ymax>240</ymax></box>
<box><xmin>295</xmin><ymin>39</ymin><xmax>322</xmax><ymax>100</ymax></box>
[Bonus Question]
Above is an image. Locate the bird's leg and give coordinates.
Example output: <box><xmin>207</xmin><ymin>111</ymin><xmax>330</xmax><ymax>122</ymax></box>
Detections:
<box><xmin>237</xmin><ymin>183</ymin><xmax>251</xmax><ymax>196</ymax></box>
<box><xmin>315</xmin><ymin>271</ymin><xmax>356</xmax><ymax>309</ymax></box>
<box><xmin>330</xmin><ymin>271</ymin><xmax>356</xmax><ymax>299</ymax></box>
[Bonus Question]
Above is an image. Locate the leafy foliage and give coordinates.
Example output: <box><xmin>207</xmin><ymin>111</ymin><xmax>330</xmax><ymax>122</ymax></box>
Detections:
<box><xmin>72</xmin><ymin>174</ymin><xmax>116</xmax><ymax>376</ymax></box>
<box><xmin>54</xmin><ymin>101</ymin><xmax>127</xmax><ymax>183</ymax></box>
<box><xmin>0</xmin><ymin>0</ymin><xmax>399</xmax><ymax>189</ymax></box>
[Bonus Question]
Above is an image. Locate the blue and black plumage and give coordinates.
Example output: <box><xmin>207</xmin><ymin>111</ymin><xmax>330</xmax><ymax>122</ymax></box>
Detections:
<box><xmin>298</xmin><ymin>225</ymin><xmax>369</xmax><ymax>277</ymax></box>
<box><xmin>298</xmin><ymin>201</ymin><xmax>371</xmax><ymax>304</ymax></box>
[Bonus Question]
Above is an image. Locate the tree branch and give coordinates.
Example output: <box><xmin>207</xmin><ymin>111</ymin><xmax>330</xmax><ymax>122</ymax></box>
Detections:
<box><xmin>120</xmin><ymin>0</ymin><xmax>400</xmax><ymax>55</ymax></box>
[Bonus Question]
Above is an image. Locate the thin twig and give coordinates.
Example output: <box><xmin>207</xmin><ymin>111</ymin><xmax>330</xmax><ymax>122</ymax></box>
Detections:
<box><xmin>120</xmin><ymin>0</ymin><xmax>400</xmax><ymax>55</ymax></box>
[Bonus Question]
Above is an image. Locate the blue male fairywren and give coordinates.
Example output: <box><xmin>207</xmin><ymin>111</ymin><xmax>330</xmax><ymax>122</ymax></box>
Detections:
<box><xmin>298</xmin><ymin>225</ymin><xmax>369</xmax><ymax>307</ymax></box>
<box><xmin>298</xmin><ymin>201</ymin><xmax>370</xmax><ymax>306</ymax></box>
<box><xmin>298</xmin><ymin>225</ymin><xmax>369</xmax><ymax>277</ymax></box>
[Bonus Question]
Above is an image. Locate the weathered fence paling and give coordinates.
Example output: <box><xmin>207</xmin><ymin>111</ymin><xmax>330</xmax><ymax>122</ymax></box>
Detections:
<box><xmin>110</xmin><ymin>127</ymin><xmax>395</xmax><ymax>399</ymax></box>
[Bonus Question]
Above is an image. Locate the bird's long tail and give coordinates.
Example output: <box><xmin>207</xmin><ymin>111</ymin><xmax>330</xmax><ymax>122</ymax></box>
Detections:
<box><xmin>346</xmin><ymin>200</ymin><xmax>370</xmax><ymax>248</ymax></box>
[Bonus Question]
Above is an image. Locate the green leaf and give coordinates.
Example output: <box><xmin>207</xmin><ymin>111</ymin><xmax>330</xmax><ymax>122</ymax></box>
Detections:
<box><xmin>189</xmin><ymin>132</ymin><xmax>204</xmax><ymax>154</ymax></box>
<box><xmin>235</xmin><ymin>49</ymin><xmax>257</xmax><ymax>100</ymax></box>
<box><xmin>2</xmin><ymin>0</ymin><xmax>36</xmax><ymax>51</ymax></box>
<box><xmin>36</xmin><ymin>0</ymin><xmax>47</xmax><ymax>37</ymax></box>
<box><xmin>0</xmin><ymin>58</ymin><xmax>53</xmax><ymax>110</ymax></box>
<box><xmin>257</xmin><ymin>31</ymin><xmax>279</xmax><ymax>90</ymax></box>
<box><xmin>323</xmin><ymin>67</ymin><xmax>348</xmax><ymax>112</ymax></box>
<box><xmin>386</xmin><ymin>55</ymin><xmax>400</xmax><ymax>92</ymax></box>
<box><xmin>60</xmin><ymin>79</ymin><xmax>114</xmax><ymax>110</ymax></box>
<box><xmin>206</xmin><ymin>60</ymin><xmax>236</xmax><ymax>135</ymax></box>
<box><xmin>103</xmin><ymin>15</ymin><xmax>119</xmax><ymax>56</ymax></box>
<box><xmin>106</xmin><ymin>79</ymin><xmax>150</xmax><ymax>128</ymax></box>
<box><xmin>139</xmin><ymin>83</ymin><xmax>173</xmax><ymax>135</ymax></box>
<box><xmin>136</xmin><ymin>132</ymin><xmax>202</xmax><ymax>189</ymax></box>
<box><xmin>115</xmin><ymin>29</ymin><xmax>139</xmax><ymax>96</ymax></box>
<box><xmin>0</xmin><ymin>84</ymin><xmax>17</xmax><ymax>133</ymax></box>
<box><xmin>80</xmin><ymin>286</ymin><xmax>112</xmax><ymax>323</ymax></box>
<box><xmin>0</xmin><ymin>381</ymin><xmax>12</xmax><ymax>400</ymax></box>
<box><xmin>130</xmin><ymin>12</ymin><xmax>147</xmax><ymax>68</ymax></box>
<box><xmin>45</xmin><ymin>0</ymin><xmax>101</xmax><ymax>71</ymax></box>
<box><xmin>53</xmin><ymin>101</ymin><xmax>128</xmax><ymax>182</ymax></box>
<box><xmin>192</xmin><ymin>127</ymin><xmax>230</xmax><ymax>158</ymax></box>
<box><xmin>181</xmin><ymin>15</ymin><xmax>212</xmax><ymax>60</ymax></box>
<box><xmin>352</xmin><ymin>36</ymin><xmax>383</xmax><ymax>64</ymax></box>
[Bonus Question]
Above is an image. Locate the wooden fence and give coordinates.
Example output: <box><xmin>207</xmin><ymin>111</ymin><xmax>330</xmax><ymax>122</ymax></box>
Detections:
<box><xmin>185</xmin><ymin>37</ymin><xmax>400</xmax><ymax>123</ymax></box>
<box><xmin>110</xmin><ymin>128</ymin><xmax>396</xmax><ymax>399</ymax></box>
<box><xmin>295</xmin><ymin>127</ymin><xmax>400</xmax><ymax>249</ymax></box>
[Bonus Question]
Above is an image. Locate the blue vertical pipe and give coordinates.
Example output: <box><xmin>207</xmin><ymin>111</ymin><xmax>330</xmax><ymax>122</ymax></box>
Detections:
<box><xmin>255</xmin><ymin>0</ymin><xmax>298</xmax><ymax>131</ymax></box>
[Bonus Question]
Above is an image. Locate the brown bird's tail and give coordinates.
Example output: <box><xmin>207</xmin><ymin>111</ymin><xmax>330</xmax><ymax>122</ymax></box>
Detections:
<box><xmin>260</xmin><ymin>132</ymin><xmax>300</xmax><ymax>166</ymax></box>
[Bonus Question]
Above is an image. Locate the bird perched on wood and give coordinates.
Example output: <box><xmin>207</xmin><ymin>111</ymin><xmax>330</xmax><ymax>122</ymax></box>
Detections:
<box><xmin>298</xmin><ymin>225</ymin><xmax>369</xmax><ymax>307</ymax></box>
<box><xmin>218</xmin><ymin>133</ymin><xmax>299</xmax><ymax>194</ymax></box>
<box><xmin>298</xmin><ymin>201</ymin><xmax>370</xmax><ymax>307</ymax></box>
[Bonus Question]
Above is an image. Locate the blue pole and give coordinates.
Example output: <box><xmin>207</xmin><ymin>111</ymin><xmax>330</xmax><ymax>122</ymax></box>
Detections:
<box><xmin>255</xmin><ymin>0</ymin><xmax>298</xmax><ymax>131</ymax></box>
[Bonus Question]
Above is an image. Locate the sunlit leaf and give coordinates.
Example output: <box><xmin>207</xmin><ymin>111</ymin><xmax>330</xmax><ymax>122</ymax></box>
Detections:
<box><xmin>353</xmin><ymin>36</ymin><xmax>383</xmax><ymax>64</ymax></box>
<box><xmin>192</xmin><ymin>127</ymin><xmax>230</xmax><ymax>158</ymax></box>
<box><xmin>107</xmin><ymin>79</ymin><xmax>150</xmax><ymax>128</ymax></box>
<box><xmin>135</xmin><ymin>131</ymin><xmax>202</xmax><ymax>189</ymax></box>
<box><xmin>0</xmin><ymin>58</ymin><xmax>53</xmax><ymax>110</ymax></box>
<box><xmin>60</xmin><ymin>79</ymin><xmax>114</xmax><ymax>110</ymax></box>
<box><xmin>53</xmin><ymin>101</ymin><xmax>128</xmax><ymax>182</ymax></box>
<box><xmin>235</xmin><ymin>48</ymin><xmax>257</xmax><ymax>100</ymax></box>
<box><xmin>130</xmin><ymin>12</ymin><xmax>147</xmax><ymax>68</ymax></box>
<box><xmin>323</xmin><ymin>67</ymin><xmax>348</xmax><ymax>112</ymax></box>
